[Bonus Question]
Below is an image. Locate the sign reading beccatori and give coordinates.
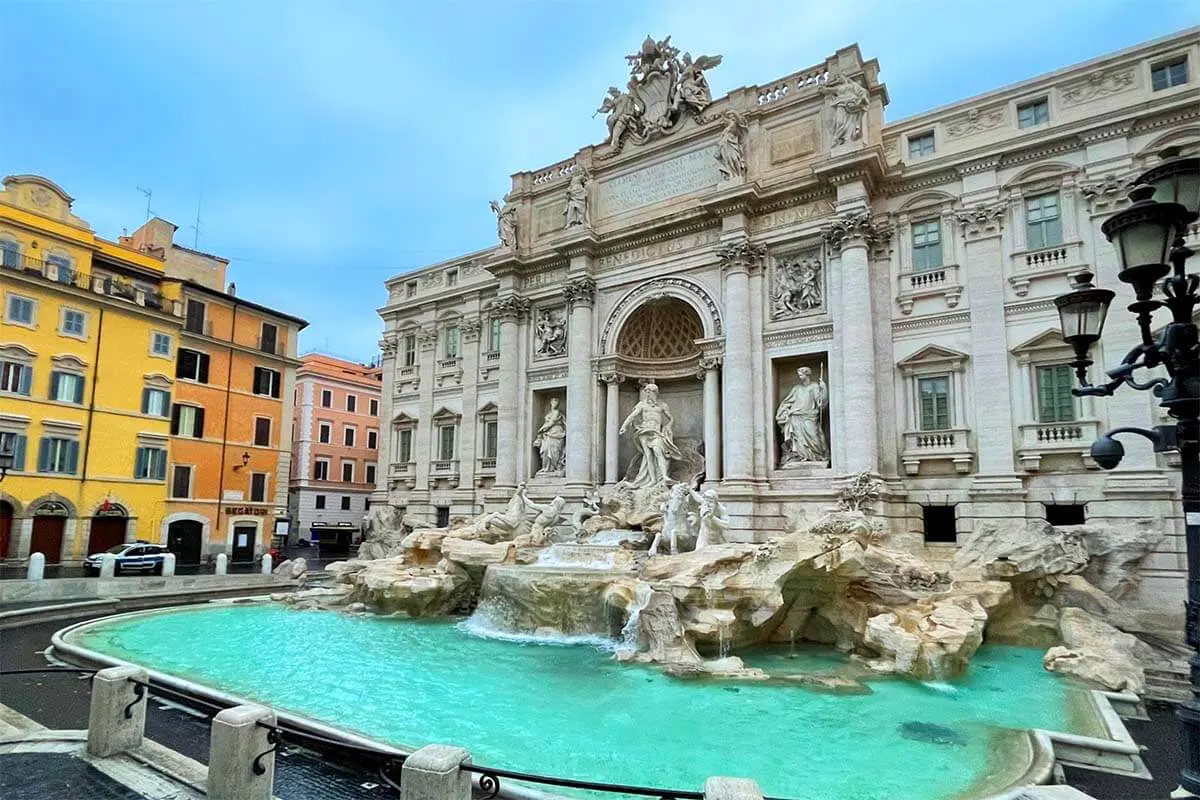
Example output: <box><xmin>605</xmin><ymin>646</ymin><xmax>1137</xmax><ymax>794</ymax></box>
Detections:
<box><xmin>596</xmin><ymin>146</ymin><xmax>719</xmax><ymax>217</ymax></box>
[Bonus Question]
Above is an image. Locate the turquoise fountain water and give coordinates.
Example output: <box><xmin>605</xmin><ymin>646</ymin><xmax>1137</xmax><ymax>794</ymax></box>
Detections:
<box><xmin>74</xmin><ymin>604</ymin><xmax>1096</xmax><ymax>800</ymax></box>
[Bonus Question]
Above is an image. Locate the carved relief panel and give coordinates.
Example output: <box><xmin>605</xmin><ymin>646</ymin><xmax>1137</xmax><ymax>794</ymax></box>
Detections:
<box><xmin>770</xmin><ymin>249</ymin><xmax>824</xmax><ymax>320</ymax></box>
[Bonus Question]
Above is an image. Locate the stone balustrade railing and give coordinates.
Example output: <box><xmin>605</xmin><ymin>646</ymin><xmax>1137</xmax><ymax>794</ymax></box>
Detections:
<box><xmin>896</xmin><ymin>263</ymin><xmax>962</xmax><ymax>314</ymax></box>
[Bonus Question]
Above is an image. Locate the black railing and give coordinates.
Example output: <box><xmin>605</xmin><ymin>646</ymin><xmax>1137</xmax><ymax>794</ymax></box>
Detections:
<box><xmin>1</xmin><ymin>252</ymin><xmax>169</xmax><ymax>312</ymax></box>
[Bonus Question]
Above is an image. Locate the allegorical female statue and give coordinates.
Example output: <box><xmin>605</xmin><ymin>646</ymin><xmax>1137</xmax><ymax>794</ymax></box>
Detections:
<box><xmin>618</xmin><ymin>382</ymin><xmax>681</xmax><ymax>486</ymax></box>
<box><xmin>563</xmin><ymin>171</ymin><xmax>590</xmax><ymax>228</ymax></box>
<box><xmin>534</xmin><ymin>397</ymin><xmax>566</xmax><ymax>476</ymax></box>
<box><xmin>775</xmin><ymin>366</ymin><xmax>830</xmax><ymax>466</ymax></box>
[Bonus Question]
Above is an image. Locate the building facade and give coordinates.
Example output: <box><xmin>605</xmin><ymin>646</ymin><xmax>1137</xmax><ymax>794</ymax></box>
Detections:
<box><xmin>0</xmin><ymin>176</ymin><xmax>184</xmax><ymax>563</ymax></box>
<box><xmin>288</xmin><ymin>353</ymin><xmax>383</xmax><ymax>542</ymax></box>
<box><xmin>378</xmin><ymin>29</ymin><xmax>1198</xmax><ymax>616</ymax></box>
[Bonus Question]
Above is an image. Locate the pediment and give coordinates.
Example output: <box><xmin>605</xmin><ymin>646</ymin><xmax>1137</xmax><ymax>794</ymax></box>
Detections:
<box><xmin>1011</xmin><ymin>328</ymin><xmax>1070</xmax><ymax>355</ymax></box>
<box><xmin>50</xmin><ymin>353</ymin><xmax>88</xmax><ymax>372</ymax></box>
<box><xmin>478</xmin><ymin>401</ymin><xmax>498</xmax><ymax>415</ymax></box>
<box><xmin>392</xmin><ymin>412</ymin><xmax>418</xmax><ymax>427</ymax></box>
<box><xmin>0</xmin><ymin>175</ymin><xmax>91</xmax><ymax>230</ymax></box>
<box><xmin>431</xmin><ymin>406</ymin><xmax>461</xmax><ymax>421</ymax></box>
<box><xmin>0</xmin><ymin>343</ymin><xmax>36</xmax><ymax>361</ymax></box>
<box><xmin>896</xmin><ymin>344</ymin><xmax>970</xmax><ymax>373</ymax></box>
<box><xmin>143</xmin><ymin>372</ymin><xmax>173</xmax><ymax>388</ymax></box>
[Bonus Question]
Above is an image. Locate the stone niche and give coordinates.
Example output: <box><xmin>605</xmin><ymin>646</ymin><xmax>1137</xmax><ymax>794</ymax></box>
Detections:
<box><xmin>772</xmin><ymin>353</ymin><xmax>832</xmax><ymax>472</ymax></box>
<box><xmin>616</xmin><ymin>377</ymin><xmax>704</xmax><ymax>482</ymax></box>
<box><xmin>530</xmin><ymin>388</ymin><xmax>567</xmax><ymax>480</ymax></box>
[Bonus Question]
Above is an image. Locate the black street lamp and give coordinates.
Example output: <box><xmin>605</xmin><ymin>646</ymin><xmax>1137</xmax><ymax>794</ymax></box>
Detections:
<box><xmin>1054</xmin><ymin>151</ymin><xmax>1199</xmax><ymax>795</ymax></box>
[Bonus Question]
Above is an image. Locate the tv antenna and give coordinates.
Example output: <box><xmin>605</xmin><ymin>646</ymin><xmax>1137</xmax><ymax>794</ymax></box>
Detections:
<box><xmin>188</xmin><ymin>196</ymin><xmax>203</xmax><ymax>249</ymax></box>
<box><xmin>136</xmin><ymin>186</ymin><xmax>153</xmax><ymax>221</ymax></box>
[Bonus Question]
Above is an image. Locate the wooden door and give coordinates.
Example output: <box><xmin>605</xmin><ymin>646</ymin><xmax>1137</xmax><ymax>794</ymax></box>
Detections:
<box><xmin>0</xmin><ymin>502</ymin><xmax>13</xmax><ymax>559</ymax></box>
<box><xmin>30</xmin><ymin>516</ymin><xmax>65</xmax><ymax>564</ymax></box>
<box><xmin>87</xmin><ymin>517</ymin><xmax>128</xmax><ymax>556</ymax></box>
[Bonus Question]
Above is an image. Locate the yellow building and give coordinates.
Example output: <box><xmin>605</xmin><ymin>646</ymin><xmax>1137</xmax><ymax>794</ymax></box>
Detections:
<box><xmin>0</xmin><ymin>175</ymin><xmax>183</xmax><ymax>564</ymax></box>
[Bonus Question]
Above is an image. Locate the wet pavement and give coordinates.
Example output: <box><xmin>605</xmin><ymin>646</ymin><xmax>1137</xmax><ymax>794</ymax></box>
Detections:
<box><xmin>0</xmin><ymin>752</ymin><xmax>145</xmax><ymax>800</ymax></box>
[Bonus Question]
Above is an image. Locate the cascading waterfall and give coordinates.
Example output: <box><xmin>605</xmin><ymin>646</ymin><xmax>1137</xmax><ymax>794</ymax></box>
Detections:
<box><xmin>616</xmin><ymin>583</ymin><xmax>654</xmax><ymax>654</ymax></box>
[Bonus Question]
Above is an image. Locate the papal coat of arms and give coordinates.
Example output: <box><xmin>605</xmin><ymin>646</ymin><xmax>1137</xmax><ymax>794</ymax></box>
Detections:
<box><xmin>595</xmin><ymin>35</ymin><xmax>722</xmax><ymax>154</ymax></box>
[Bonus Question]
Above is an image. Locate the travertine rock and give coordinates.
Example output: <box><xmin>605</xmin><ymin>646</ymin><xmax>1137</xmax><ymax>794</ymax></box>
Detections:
<box><xmin>340</xmin><ymin>556</ymin><xmax>471</xmax><ymax>616</ymax></box>
<box><xmin>1069</xmin><ymin>521</ymin><xmax>1164</xmax><ymax>599</ymax></box>
<box><xmin>953</xmin><ymin>520</ymin><xmax>1088</xmax><ymax>581</ymax></box>
<box><xmin>440</xmin><ymin>539</ymin><xmax>514</xmax><ymax>570</ymax></box>
<box><xmin>861</xmin><ymin>596</ymin><xmax>987</xmax><ymax>679</ymax></box>
<box><xmin>1042</xmin><ymin>607</ymin><xmax>1150</xmax><ymax>692</ymax></box>
<box><xmin>272</xmin><ymin>557</ymin><xmax>307</xmax><ymax>579</ymax></box>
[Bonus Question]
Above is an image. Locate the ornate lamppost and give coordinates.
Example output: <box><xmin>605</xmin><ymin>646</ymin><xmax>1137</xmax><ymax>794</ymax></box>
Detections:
<box><xmin>1054</xmin><ymin>151</ymin><xmax>1198</xmax><ymax>795</ymax></box>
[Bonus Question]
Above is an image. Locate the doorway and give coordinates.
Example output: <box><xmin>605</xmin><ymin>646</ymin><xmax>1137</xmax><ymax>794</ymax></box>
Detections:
<box><xmin>30</xmin><ymin>515</ymin><xmax>66</xmax><ymax>564</ymax></box>
<box><xmin>231</xmin><ymin>524</ymin><xmax>256</xmax><ymax>564</ymax></box>
<box><xmin>87</xmin><ymin>516</ymin><xmax>128</xmax><ymax>556</ymax></box>
<box><xmin>167</xmin><ymin>520</ymin><xmax>204</xmax><ymax>567</ymax></box>
<box><xmin>0</xmin><ymin>501</ymin><xmax>13</xmax><ymax>559</ymax></box>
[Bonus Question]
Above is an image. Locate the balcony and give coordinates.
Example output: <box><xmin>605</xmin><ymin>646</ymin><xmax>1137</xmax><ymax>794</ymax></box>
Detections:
<box><xmin>2</xmin><ymin>253</ymin><xmax>179</xmax><ymax>316</ymax></box>
<box><xmin>1017</xmin><ymin>419</ymin><xmax>1100</xmax><ymax>471</ymax></box>
<box><xmin>430</xmin><ymin>458</ymin><xmax>460</xmax><ymax>488</ymax></box>
<box><xmin>436</xmin><ymin>356</ymin><xmax>463</xmax><ymax>389</ymax></box>
<box><xmin>484</xmin><ymin>351</ymin><xmax>500</xmax><ymax>363</ymax></box>
<box><xmin>901</xmin><ymin>428</ymin><xmax>974</xmax><ymax>475</ymax></box>
<box><xmin>393</xmin><ymin>364</ymin><xmax>419</xmax><ymax>396</ymax></box>
<box><xmin>896</xmin><ymin>263</ymin><xmax>962</xmax><ymax>315</ymax></box>
<box><xmin>1008</xmin><ymin>241</ymin><xmax>1083</xmax><ymax>297</ymax></box>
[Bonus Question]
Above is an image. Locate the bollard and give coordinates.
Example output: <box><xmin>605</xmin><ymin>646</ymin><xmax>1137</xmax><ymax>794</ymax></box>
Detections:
<box><xmin>261</xmin><ymin>553</ymin><xmax>272</xmax><ymax>575</ymax></box>
<box><xmin>99</xmin><ymin>553</ymin><xmax>117</xmax><ymax>579</ymax></box>
<box><xmin>704</xmin><ymin>777</ymin><xmax>765</xmax><ymax>800</ymax></box>
<box><xmin>215</xmin><ymin>553</ymin><xmax>228</xmax><ymax>575</ymax></box>
<box><xmin>26</xmin><ymin>552</ymin><xmax>45</xmax><ymax>581</ymax></box>
<box><xmin>161</xmin><ymin>552</ymin><xmax>176</xmax><ymax>577</ymax></box>
<box><xmin>208</xmin><ymin>704</ymin><xmax>276</xmax><ymax>800</ymax></box>
<box><xmin>87</xmin><ymin>666</ymin><xmax>148</xmax><ymax>757</ymax></box>
<box><xmin>400</xmin><ymin>745</ymin><xmax>473</xmax><ymax>800</ymax></box>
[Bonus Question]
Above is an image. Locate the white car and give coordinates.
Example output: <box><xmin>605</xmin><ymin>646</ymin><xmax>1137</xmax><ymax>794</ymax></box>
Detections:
<box><xmin>84</xmin><ymin>542</ymin><xmax>171</xmax><ymax>576</ymax></box>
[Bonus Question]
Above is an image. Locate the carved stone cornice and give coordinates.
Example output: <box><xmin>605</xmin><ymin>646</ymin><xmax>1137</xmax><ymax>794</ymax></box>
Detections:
<box><xmin>953</xmin><ymin>201</ymin><xmax>1007</xmax><ymax>241</ymax></box>
<box><xmin>562</xmin><ymin>277</ymin><xmax>597</xmax><ymax>309</ymax></box>
<box><xmin>417</xmin><ymin>326</ymin><xmax>439</xmax><ymax>350</ymax></box>
<box><xmin>491</xmin><ymin>294</ymin><xmax>531</xmax><ymax>321</ymax></box>
<box><xmin>378</xmin><ymin>335</ymin><xmax>398</xmax><ymax>358</ymax></box>
<box><xmin>460</xmin><ymin>316</ymin><xmax>483</xmax><ymax>342</ymax></box>
<box><xmin>820</xmin><ymin>211</ymin><xmax>878</xmax><ymax>253</ymax></box>
<box><xmin>1079</xmin><ymin>172</ymin><xmax>1137</xmax><ymax>215</ymax></box>
<box><xmin>716</xmin><ymin>237</ymin><xmax>766</xmax><ymax>275</ymax></box>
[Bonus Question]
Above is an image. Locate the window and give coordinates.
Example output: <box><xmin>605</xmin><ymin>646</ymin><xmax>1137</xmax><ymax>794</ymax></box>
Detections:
<box><xmin>405</xmin><ymin>280</ymin><xmax>417</xmax><ymax>298</ymax></box>
<box><xmin>0</xmin><ymin>361</ymin><xmax>32</xmax><ymax>395</ymax></box>
<box><xmin>47</xmin><ymin>253</ymin><xmax>73</xmax><ymax>284</ymax></box>
<box><xmin>918</xmin><ymin>376</ymin><xmax>951</xmax><ymax>431</ymax></box>
<box><xmin>444</xmin><ymin>326</ymin><xmax>460</xmax><ymax>359</ymax></box>
<box><xmin>134</xmin><ymin>446</ymin><xmax>167</xmax><ymax>480</ymax></box>
<box><xmin>0</xmin><ymin>431</ymin><xmax>27</xmax><ymax>472</ymax></box>
<box><xmin>488</xmin><ymin>319</ymin><xmax>501</xmax><ymax>353</ymax></box>
<box><xmin>315</xmin><ymin>494</ymin><xmax>326</xmax><ymax>510</ymax></box>
<box><xmin>171</xmin><ymin>405</ymin><xmax>205</xmax><ymax>438</ymax></box>
<box><xmin>0</xmin><ymin>239</ymin><xmax>18</xmax><ymax>268</ymax></box>
<box><xmin>176</xmin><ymin>349</ymin><xmax>210</xmax><ymax>383</ymax></box>
<box><xmin>367</xmin><ymin>430</ymin><xmax>378</xmax><ymax>449</ymax></box>
<box><xmin>1025</xmin><ymin>192</ymin><xmax>1062</xmax><ymax>250</ymax></box>
<box><xmin>142</xmin><ymin>388</ymin><xmax>171</xmax><ymax>418</ymax></box>
<box><xmin>37</xmin><ymin>437</ymin><xmax>79</xmax><ymax>474</ymax></box>
<box><xmin>1045</xmin><ymin>504</ymin><xmax>1086</xmax><ymax>526</ymax></box>
<box><xmin>318</xmin><ymin>422</ymin><xmax>331</xmax><ymax>444</ymax></box>
<box><xmin>908</xmin><ymin>132</ymin><xmax>935</xmax><ymax>158</ymax></box>
<box><xmin>341</xmin><ymin>496</ymin><xmax>352</xmax><ymax>511</ymax></box>
<box><xmin>5</xmin><ymin>294</ymin><xmax>34</xmax><ymax>326</ymax></box>
<box><xmin>1151</xmin><ymin>57</ymin><xmax>1188</xmax><ymax>91</ymax></box>
<box><xmin>922</xmin><ymin>505</ymin><xmax>957</xmax><ymax>543</ymax></box>
<box><xmin>151</xmin><ymin>332</ymin><xmax>172</xmax><ymax>356</ymax></box>
<box><xmin>184</xmin><ymin>299</ymin><xmax>206</xmax><ymax>334</ymax></box>
<box><xmin>170</xmin><ymin>465</ymin><xmax>193</xmax><ymax>498</ymax></box>
<box><xmin>365</xmin><ymin>463</ymin><xmax>376</xmax><ymax>484</ymax></box>
<box><xmin>483</xmin><ymin>420</ymin><xmax>498</xmax><ymax>459</ymax></box>
<box><xmin>49</xmin><ymin>371</ymin><xmax>85</xmax><ymax>404</ymax></box>
<box><xmin>435</xmin><ymin>506</ymin><xmax>450</xmax><ymax>528</ymax></box>
<box><xmin>438</xmin><ymin>425</ymin><xmax>456</xmax><ymax>460</ymax></box>
<box><xmin>341</xmin><ymin>461</ymin><xmax>354</xmax><ymax>482</ymax></box>
<box><xmin>398</xmin><ymin>428</ymin><xmax>413</xmax><ymax>463</ymax></box>
<box><xmin>253</xmin><ymin>367</ymin><xmax>281</xmax><ymax>398</ymax></box>
<box><xmin>254</xmin><ymin>417</ymin><xmax>271</xmax><ymax>447</ymax></box>
<box><xmin>1017</xmin><ymin>98</ymin><xmax>1049</xmax><ymax>128</ymax></box>
<box><xmin>446</xmin><ymin>268</ymin><xmax>458</xmax><ymax>287</ymax></box>
<box><xmin>1036</xmin><ymin>364</ymin><xmax>1077</xmax><ymax>423</ymax></box>
<box><xmin>61</xmin><ymin>309</ymin><xmax>86</xmax><ymax>338</ymax></box>
<box><xmin>911</xmin><ymin>220</ymin><xmax>943</xmax><ymax>271</ymax></box>
<box><xmin>314</xmin><ymin>459</ymin><xmax>330</xmax><ymax>481</ymax></box>
<box><xmin>259</xmin><ymin>322</ymin><xmax>278</xmax><ymax>354</ymax></box>
<box><xmin>403</xmin><ymin>334</ymin><xmax>417</xmax><ymax>367</ymax></box>
<box><xmin>250</xmin><ymin>472</ymin><xmax>268</xmax><ymax>502</ymax></box>
<box><xmin>321</xmin><ymin>389</ymin><xmax>332</xmax><ymax>407</ymax></box>
<box><xmin>343</xmin><ymin>426</ymin><xmax>356</xmax><ymax>447</ymax></box>
<box><xmin>346</xmin><ymin>394</ymin><xmax>357</xmax><ymax>412</ymax></box>
<box><xmin>369</xmin><ymin>398</ymin><xmax>379</xmax><ymax>416</ymax></box>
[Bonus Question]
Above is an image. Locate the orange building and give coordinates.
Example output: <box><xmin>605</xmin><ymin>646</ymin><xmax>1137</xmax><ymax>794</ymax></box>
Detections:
<box><xmin>288</xmin><ymin>353</ymin><xmax>382</xmax><ymax>544</ymax></box>
<box><xmin>121</xmin><ymin>219</ymin><xmax>307</xmax><ymax>564</ymax></box>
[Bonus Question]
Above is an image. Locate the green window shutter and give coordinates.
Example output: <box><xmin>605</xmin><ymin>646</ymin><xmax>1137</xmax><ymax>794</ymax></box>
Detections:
<box><xmin>154</xmin><ymin>450</ymin><xmax>166</xmax><ymax>481</ymax></box>
<box><xmin>66</xmin><ymin>440</ymin><xmax>79</xmax><ymax>474</ymax></box>
<box><xmin>37</xmin><ymin>438</ymin><xmax>50</xmax><ymax>472</ymax></box>
<box><xmin>18</xmin><ymin>365</ymin><xmax>32</xmax><ymax>395</ymax></box>
<box><xmin>73</xmin><ymin>376</ymin><xmax>85</xmax><ymax>405</ymax></box>
<box><xmin>49</xmin><ymin>372</ymin><xmax>60</xmax><ymax>401</ymax></box>
<box><xmin>12</xmin><ymin>434</ymin><xmax>26</xmax><ymax>472</ymax></box>
<box><xmin>134</xmin><ymin>447</ymin><xmax>147</xmax><ymax>479</ymax></box>
<box><xmin>198</xmin><ymin>353</ymin><xmax>210</xmax><ymax>384</ymax></box>
<box><xmin>195</xmin><ymin>407</ymin><xmax>205</xmax><ymax>438</ymax></box>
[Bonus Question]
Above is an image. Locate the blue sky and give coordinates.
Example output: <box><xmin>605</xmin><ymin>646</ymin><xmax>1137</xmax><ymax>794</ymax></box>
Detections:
<box><xmin>1</xmin><ymin>1</ymin><xmax>1194</xmax><ymax>359</ymax></box>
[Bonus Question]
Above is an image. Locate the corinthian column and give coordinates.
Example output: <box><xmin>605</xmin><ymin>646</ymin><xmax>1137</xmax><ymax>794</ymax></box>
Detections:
<box><xmin>718</xmin><ymin>238</ymin><xmax>764</xmax><ymax>481</ymax></box>
<box><xmin>698</xmin><ymin>356</ymin><xmax>722</xmax><ymax>482</ymax></box>
<box><xmin>823</xmin><ymin>213</ymin><xmax>879</xmax><ymax>474</ymax></box>
<box><xmin>601</xmin><ymin>372</ymin><xmax>624</xmax><ymax>484</ymax></box>
<box><xmin>563</xmin><ymin>277</ymin><xmax>597</xmax><ymax>488</ymax></box>
<box><xmin>492</xmin><ymin>294</ymin><xmax>529</xmax><ymax>488</ymax></box>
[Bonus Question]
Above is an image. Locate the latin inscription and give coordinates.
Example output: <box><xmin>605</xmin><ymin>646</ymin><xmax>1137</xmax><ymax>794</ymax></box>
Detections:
<box><xmin>749</xmin><ymin>199</ymin><xmax>837</xmax><ymax>233</ymax></box>
<box><xmin>597</xmin><ymin>146</ymin><xmax>719</xmax><ymax>217</ymax></box>
<box><xmin>597</xmin><ymin>229</ymin><xmax>720</xmax><ymax>270</ymax></box>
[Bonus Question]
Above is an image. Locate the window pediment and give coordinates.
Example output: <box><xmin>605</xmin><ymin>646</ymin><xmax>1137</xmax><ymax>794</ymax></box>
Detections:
<box><xmin>1011</xmin><ymin>329</ymin><xmax>1074</xmax><ymax>363</ymax></box>
<box><xmin>50</xmin><ymin>354</ymin><xmax>88</xmax><ymax>372</ymax></box>
<box><xmin>143</xmin><ymin>372</ymin><xmax>174</xmax><ymax>388</ymax></box>
<box><xmin>897</xmin><ymin>344</ymin><xmax>970</xmax><ymax>376</ymax></box>
<box><xmin>478</xmin><ymin>401</ymin><xmax>498</xmax><ymax>416</ymax></box>
<box><xmin>431</xmin><ymin>406</ymin><xmax>461</xmax><ymax>423</ymax></box>
<box><xmin>897</xmin><ymin>190</ymin><xmax>956</xmax><ymax>216</ymax></box>
<box><xmin>392</xmin><ymin>412</ymin><xmax>418</xmax><ymax>428</ymax></box>
<box><xmin>0</xmin><ymin>343</ymin><xmax>36</xmax><ymax>362</ymax></box>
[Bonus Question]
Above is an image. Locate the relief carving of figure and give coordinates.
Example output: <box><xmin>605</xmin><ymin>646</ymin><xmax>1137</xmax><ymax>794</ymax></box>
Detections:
<box><xmin>563</xmin><ymin>170</ymin><xmax>590</xmax><ymax>228</ymax></box>
<box><xmin>489</xmin><ymin>199</ymin><xmax>518</xmax><ymax>249</ymax></box>
<box><xmin>534</xmin><ymin>308</ymin><xmax>567</xmax><ymax>358</ymax></box>
<box><xmin>820</xmin><ymin>76</ymin><xmax>870</xmax><ymax>147</ymax></box>
<box><xmin>715</xmin><ymin>111</ymin><xmax>746</xmax><ymax>181</ymax></box>
<box><xmin>772</xmin><ymin>255</ymin><xmax>822</xmax><ymax>318</ymax></box>
<box><xmin>775</xmin><ymin>366</ymin><xmax>830</xmax><ymax>467</ymax></box>
<box><xmin>618</xmin><ymin>382</ymin><xmax>682</xmax><ymax>487</ymax></box>
<box><xmin>534</xmin><ymin>397</ymin><xmax>566</xmax><ymax>477</ymax></box>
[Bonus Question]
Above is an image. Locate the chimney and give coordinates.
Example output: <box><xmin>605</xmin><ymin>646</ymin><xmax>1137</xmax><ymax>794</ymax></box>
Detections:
<box><xmin>227</xmin><ymin>282</ymin><xmax>236</xmax><ymax>296</ymax></box>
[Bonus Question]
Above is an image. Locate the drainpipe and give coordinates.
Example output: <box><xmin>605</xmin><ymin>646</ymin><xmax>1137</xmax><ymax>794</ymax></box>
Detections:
<box><xmin>77</xmin><ymin>306</ymin><xmax>105</xmax><ymax>557</ymax></box>
<box><xmin>213</xmin><ymin>303</ymin><xmax>238</xmax><ymax>559</ymax></box>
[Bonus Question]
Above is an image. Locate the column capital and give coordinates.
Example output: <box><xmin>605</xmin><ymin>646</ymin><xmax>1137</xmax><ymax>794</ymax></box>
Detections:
<box><xmin>599</xmin><ymin>371</ymin><xmax>625</xmax><ymax>385</ymax></box>
<box><xmin>460</xmin><ymin>316</ymin><xmax>483</xmax><ymax>342</ymax></box>
<box><xmin>378</xmin><ymin>334</ymin><xmax>398</xmax><ymax>359</ymax></box>
<box><xmin>953</xmin><ymin>201</ymin><xmax>1007</xmax><ymax>241</ymax></box>
<box><xmin>491</xmin><ymin>293</ymin><xmax>531</xmax><ymax>320</ymax></box>
<box><xmin>417</xmin><ymin>326</ymin><xmax>439</xmax><ymax>350</ymax></box>
<box><xmin>820</xmin><ymin>211</ymin><xmax>888</xmax><ymax>254</ymax></box>
<box><xmin>695</xmin><ymin>356</ymin><xmax>722</xmax><ymax>380</ymax></box>
<box><xmin>717</xmin><ymin>237</ymin><xmax>766</xmax><ymax>275</ymax></box>
<box><xmin>562</xmin><ymin>277</ymin><xmax>597</xmax><ymax>309</ymax></box>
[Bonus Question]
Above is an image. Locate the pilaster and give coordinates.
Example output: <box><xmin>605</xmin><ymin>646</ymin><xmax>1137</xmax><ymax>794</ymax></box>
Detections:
<box><xmin>375</xmin><ymin>333</ymin><xmax>398</xmax><ymax>503</ymax></box>
<box><xmin>458</xmin><ymin>316</ymin><xmax>482</xmax><ymax>496</ymax></box>
<box><xmin>718</xmin><ymin>236</ymin><xmax>764</xmax><ymax>481</ymax></box>
<box><xmin>492</xmin><ymin>294</ymin><xmax>529</xmax><ymax>488</ymax></box>
<box><xmin>563</xmin><ymin>275</ymin><xmax>597</xmax><ymax>488</ymax></box>
<box><xmin>414</xmin><ymin>323</ymin><xmax>438</xmax><ymax>491</ymax></box>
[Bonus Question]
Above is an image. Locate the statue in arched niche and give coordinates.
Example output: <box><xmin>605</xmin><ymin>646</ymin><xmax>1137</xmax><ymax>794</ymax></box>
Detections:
<box><xmin>618</xmin><ymin>382</ymin><xmax>681</xmax><ymax>487</ymax></box>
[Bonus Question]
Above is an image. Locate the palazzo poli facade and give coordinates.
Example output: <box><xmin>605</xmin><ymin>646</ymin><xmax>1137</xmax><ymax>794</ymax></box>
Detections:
<box><xmin>378</xmin><ymin>29</ymin><xmax>1199</xmax><ymax>614</ymax></box>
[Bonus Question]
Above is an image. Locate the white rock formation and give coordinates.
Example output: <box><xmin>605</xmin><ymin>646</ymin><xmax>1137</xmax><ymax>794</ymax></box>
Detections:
<box><xmin>1042</xmin><ymin>607</ymin><xmax>1152</xmax><ymax>692</ymax></box>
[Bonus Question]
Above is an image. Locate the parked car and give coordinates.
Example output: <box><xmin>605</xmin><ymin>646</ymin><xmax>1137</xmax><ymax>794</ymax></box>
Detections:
<box><xmin>84</xmin><ymin>542</ymin><xmax>172</xmax><ymax>576</ymax></box>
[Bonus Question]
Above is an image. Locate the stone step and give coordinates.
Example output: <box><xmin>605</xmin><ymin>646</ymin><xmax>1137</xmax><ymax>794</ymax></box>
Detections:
<box><xmin>1143</xmin><ymin>672</ymin><xmax>1193</xmax><ymax>704</ymax></box>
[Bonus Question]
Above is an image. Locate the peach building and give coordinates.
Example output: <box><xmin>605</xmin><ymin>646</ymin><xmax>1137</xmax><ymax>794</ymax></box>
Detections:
<box><xmin>288</xmin><ymin>353</ymin><xmax>382</xmax><ymax>543</ymax></box>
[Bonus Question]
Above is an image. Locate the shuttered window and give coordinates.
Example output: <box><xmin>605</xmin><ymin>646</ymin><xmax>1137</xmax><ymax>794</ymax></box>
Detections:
<box><xmin>0</xmin><ymin>361</ymin><xmax>32</xmax><ymax>395</ymax></box>
<box><xmin>918</xmin><ymin>376</ymin><xmax>951</xmax><ymax>431</ymax></box>
<box><xmin>0</xmin><ymin>432</ymin><xmax>27</xmax><ymax>472</ymax></box>
<box><xmin>142</xmin><ymin>388</ymin><xmax>171</xmax><ymax>418</ymax></box>
<box><xmin>253</xmin><ymin>367</ymin><xmax>281</xmax><ymax>398</ymax></box>
<box><xmin>49</xmin><ymin>371</ymin><xmax>85</xmax><ymax>404</ymax></box>
<box><xmin>1036</xmin><ymin>365</ymin><xmax>1077</xmax><ymax>423</ymax></box>
<box><xmin>176</xmin><ymin>349</ymin><xmax>210</xmax><ymax>383</ymax></box>
<box><xmin>171</xmin><ymin>405</ymin><xmax>205</xmax><ymax>438</ymax></box>
<box><xmin>134</xmin><ymin>447</ymin><xmax>167</xmax><ymax>480</ymax></box>
<box><xmin>38</xmin><ymin>437</ymin><xmax>79</xmax><ymax>474</ymax></box>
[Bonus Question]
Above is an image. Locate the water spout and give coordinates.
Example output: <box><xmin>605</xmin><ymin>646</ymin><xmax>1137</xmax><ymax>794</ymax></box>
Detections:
<box><xmin>617</xmin><ymin>583</ymin><xmax>653</xmax><ymax>655</ymax></box>
<box><xmin>789</xmin><ymin>628</ymin><xmax>797</xmax><ymax>659</ymax></box>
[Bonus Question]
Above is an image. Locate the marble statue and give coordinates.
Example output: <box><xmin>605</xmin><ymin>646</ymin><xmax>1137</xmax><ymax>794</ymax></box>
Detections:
<box><xmin>525</xmin><ymin>496</ymin><xmax>567</xmax><ymax>546</ymax></box>
<box><xmin>820</xmin><ymin>76</ymin><xmax>870</xmax><ymax>147</ymax></box>
<box><xmin>694</xmin><ymin>488</ymin><xmax>729</xmax><ymax>549</ymax></box>
<box><xmin>534</xmin><ymin>308</ymin><xmax>567</xmax><ymax>358</ymax></box>
<box><xmin>771</xmin><ymin>255</ymin><xmax>822</xmax><ymax>318</ymax></box>
<box><xmin>775</xmin><ymin>366</ymin><xmax>830</xmax><ymax>466</ymax></box>
<box><xmin>675</xmin><ymin>52</ymin><xmax>722</xmax><ymax>113</ymax></box>
<box><xmin>650</xmin><ymin>483</ymin><xmax>693</xmax><ymax>556</ymax></box>
<box><xmin>596</xmin><ymin>83</ymin><xmax>641</xmax><ymax>148</ymax></box>
<box><xmin>715</xmin><ymin>111</ymin><xmax>746</xmax><ymax>181</ymax></box>
<box><xmin>563</xmin><ymin>170</ymin><xmax>590</xmax><ymax>228</ymax></box>
<box><xmin>619</xmin><ymin>382</ymin><xmax>682</xmax><ymax>487</ymax></box>
<box><xmin>534</xmin><ymin>397</ymin><xmax>567</xmax><ymax>476</ymax></box>
<box><xmin>571</xmin><ymin>489</ymin><xmax>602</xmax><ymax>531</ymax></box>
<box><xmin>472</xmin><ymin>481</ymin><xmax>533</xmax><ymax>539</ymax></box>
<box><xmin>489</xmin><ymin>200</ymin><xmax>518</xmax><ymax>249</ymax></box>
